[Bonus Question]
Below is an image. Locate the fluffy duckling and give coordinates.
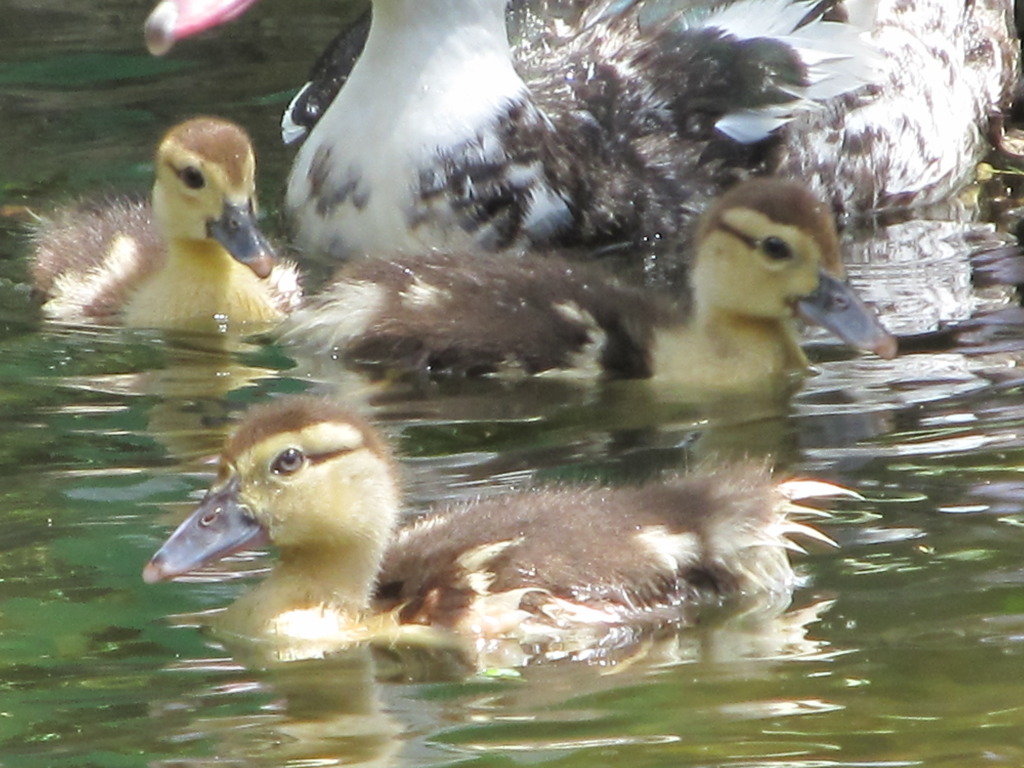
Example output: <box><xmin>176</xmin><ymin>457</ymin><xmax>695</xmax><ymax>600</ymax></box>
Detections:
<box><xmin>143</xmin><ymin>396</ymin><xmax>836</xmax><ymax>661</ymax></box>
<box><xmin>30</xmin><ymin>117</ymin><xmax>301</xmax><ymax>329</ymax></box>
<box><xmin>279</xmin><ymin>179</ymin><xmax>896</xmax><ymax>386</ymax></box>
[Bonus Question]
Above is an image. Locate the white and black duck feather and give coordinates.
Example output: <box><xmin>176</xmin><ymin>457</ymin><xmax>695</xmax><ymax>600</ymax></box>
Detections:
<box><xmin>273</xmin><ymin>0</ymin><xmax>1016</xmax><ymax>275</ymax></box>
<box><xmin>281</xmin><ymin>0</ymin><xmax>875</xmax><ymax>274</ymax></box>
<box><xmin>146</xmin><ymin>0</ymin><xmax>1017</xmax><ymax>285</ymax></box>
<box><xmin>776</xmin><ymin>0</ymin><xmax>1018</xmax><ymax>213</ymax></box>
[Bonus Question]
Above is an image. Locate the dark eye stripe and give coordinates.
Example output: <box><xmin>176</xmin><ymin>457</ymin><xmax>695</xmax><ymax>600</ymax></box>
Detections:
<box><xmin>716</xmin><ymin>220</ymin><xmax>759</xmax><ymax>249</ymax></box>
<box><xmin>268</xmin><ymin>445</ymin><xmax>362</xmax><ymax>476</ymax></box>
<box><xmin>306</xmin><ymin>446</ymin><xmax>362</xmax><ymax>465</ymax></box>
<box><xmin>718</xmin><ymin>221</ymin><xmax>794</xmax><ymax>259</ymax></box>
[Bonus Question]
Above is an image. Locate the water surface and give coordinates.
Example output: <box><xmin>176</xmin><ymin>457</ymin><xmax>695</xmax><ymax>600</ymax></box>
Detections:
<box><xmin>2</xmin><ymin>4</ymin><xmax>1024</xmax><ymax>767</ymax></box>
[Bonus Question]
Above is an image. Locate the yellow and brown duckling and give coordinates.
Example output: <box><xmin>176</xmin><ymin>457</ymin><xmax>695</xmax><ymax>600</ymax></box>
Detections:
<box><xmin>280</xmin><ymin>179</ymin><xmax>896</xmax><ymax>388</ymax></box>
<box><xmin>144</xmin><ymin>396</ymin><xmax>838</xmax><ymax>662</ymax></box>
<box><xmin>30</xmin><ymin>117</ymin><xmax>301</xmax><ymax>329</ymax></box>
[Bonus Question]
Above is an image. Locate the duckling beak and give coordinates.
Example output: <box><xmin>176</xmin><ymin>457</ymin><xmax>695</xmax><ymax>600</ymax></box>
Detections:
<box><xmin>143</xmin><ymin>477</ymin><xmax>268</xmax><ymax>583</ymax></box>
<box><xmin>207</xmin><ymin>201</ymin><xmax>276</xmax><ymax>279</ymax></box>
<box><xmin>145</xmin><ymin>0</ymin><xmax>261</xmax><ymax>55</ymax></box>
<box><xmin>797</xmin><ymin>271</ymin><xmax>898</xmax><ymax>359</ymax></box>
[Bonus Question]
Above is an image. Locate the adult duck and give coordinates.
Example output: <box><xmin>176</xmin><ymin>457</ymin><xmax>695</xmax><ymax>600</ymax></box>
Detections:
<box><xmin>143</xmin><ymin>395</ymin><xmax>839</xmax><ymax>662</ymax></box>
<box><xmin>278</xmin><ymin>179</ymin><xmax>897</xmax><ymax>386</ymax></box>
<box><xmin>30</xmin><ymin>117</ymin><xmax>301</xmax><ymax>329</ymax></box>
<box><xmin>143</xmin><ymin>0</ymin><xmax>1017</xmax><ymax>272</ymax></box>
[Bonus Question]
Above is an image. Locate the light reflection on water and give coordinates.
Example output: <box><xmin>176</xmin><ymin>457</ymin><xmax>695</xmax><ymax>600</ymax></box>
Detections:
<box><xmin>3</xmin><ymin>2</ymin><xmax>1024</xmax><ymax>767</ymax></box>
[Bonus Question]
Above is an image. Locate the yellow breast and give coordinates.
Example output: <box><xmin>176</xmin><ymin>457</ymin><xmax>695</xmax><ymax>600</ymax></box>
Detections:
<box><xmin>122</xmin><ymin>239</ymin><xmax>285</xmax><ymax>329</ymax></box>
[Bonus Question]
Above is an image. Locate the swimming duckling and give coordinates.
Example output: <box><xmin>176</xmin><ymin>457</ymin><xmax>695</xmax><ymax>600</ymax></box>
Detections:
<box><xmin>143</xmin><ymin>396</ymin><xmax>836</xmax><ymax>661</ymax></box>
<box><xmin>279</xmin><ymin>179</ymin><xmax>896</xmax><ymax>386</ymax></box>
<box><xmin>30</xmin><ymin>117</ymin><xmax>301</xmax><ymax>329</ymax></box>
<box><xmin>144</xmin><ymin>0</ymin><xmax>1017</xmax><ymax>270</ymax></box>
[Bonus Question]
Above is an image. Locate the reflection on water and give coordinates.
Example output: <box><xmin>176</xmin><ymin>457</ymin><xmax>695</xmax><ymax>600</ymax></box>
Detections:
<box><xmin>3</xmin><ymin>2</ymin><xmax>1024</xmax><ymax>767</ymax></box>
<box><xmin>140</xmin><ymin>599</ymin><xmax>838</xmax><ymax>768</ymax></box>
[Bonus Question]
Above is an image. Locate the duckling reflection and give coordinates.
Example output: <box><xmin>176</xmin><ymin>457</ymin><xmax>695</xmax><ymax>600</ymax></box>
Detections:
<box><xmin>30</xmin><ymin>117</ymin><xmax>301</xmax><ymax>330</ymax></box>
<box><xmin>146</xmin><ymin>597</ymin><xmax>834</xmax><ymax>767</ymax></box>
<box><xmin>281</xmin><ymin>179</ymin><xmax>895</xmax><ymax>391</ymax></box>
<box><xmin>149</xmin><ymin>646</ymin><xmax>405</xmax><ymax>768</ymax></box>
<box><xmin>144</xmin><ymin>395</ymin><xmax>843</xmax><ymax>665</ymax></box>
<box><xmin>37</xmin><ymin>322</ymin><xmax>297</xmax><ymax>463</ymax></box>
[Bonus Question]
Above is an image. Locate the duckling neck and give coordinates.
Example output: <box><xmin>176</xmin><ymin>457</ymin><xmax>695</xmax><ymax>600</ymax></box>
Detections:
<box><xmin>224</xmin><ymin>541</ymin><xmax>384</xmax><ymax>641</ymax></box>
<box><xmin>272</xmin><ymin>545</ymin><xmax>379</xmax><ymax>616</ymax></box>
<box><xmin>223</xmin><ymin>470</ymin><xmax>402</xmax><ymax>641</ymax></box>
<box><xmin>122</xmin><ymin>239</ymin><xmax>283</xmax><ymax>329</ymax></box>
<box><xmin>655</xmin><ymin>306</ymin><xmax>809</xmax><ymax>388</ymax></box>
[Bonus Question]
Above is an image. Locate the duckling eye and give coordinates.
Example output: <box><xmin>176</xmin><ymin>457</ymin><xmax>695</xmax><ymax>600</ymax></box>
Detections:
<box><xmin>760</xmin><ymin>236</ymin><xmax>793</xmax><ymax>261</ymax></box>
<box><xmin>178</xmin><ymin>165</ymin><xmax>206</xmax><ymax>190</ymax></box>
<box><xmin>271</xmin><ymin>447</ymin><xmax>305</xmax><ymax>475</ymax></box>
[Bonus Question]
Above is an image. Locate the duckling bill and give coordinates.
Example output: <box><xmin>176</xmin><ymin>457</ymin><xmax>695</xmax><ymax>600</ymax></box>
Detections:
<box><xmin>280</xmin><ymin>179</ymin><xmax>895</xmax><ymax>386</ymax></box>
<box><xmin>143</xmin><ymin>396</ymin><xmax>839</xmax><ymax>662</ymax></box>
<box><xmin>30</xmin><ymin>116</ymin><xmax>301</xmax><ymax>329</ymax></box>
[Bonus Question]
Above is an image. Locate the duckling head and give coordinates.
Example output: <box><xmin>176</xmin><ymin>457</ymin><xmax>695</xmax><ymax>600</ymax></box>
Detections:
<box><xmin>691</xmin><ymin>178</ymin><xmax>896</xmax><ymax>359</ymax></box>
<box><xmin>144</xmin><ymin>398</ymin><xmax>401</xmax><ymax>612</ymax></box>
<box><xmin>152</xmin><ymin>116</ymin><xmax>274</xmax><ymax>279</ymax></box>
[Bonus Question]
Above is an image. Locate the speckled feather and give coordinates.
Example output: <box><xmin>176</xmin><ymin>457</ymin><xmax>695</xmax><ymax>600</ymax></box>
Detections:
<box><xmin>30</xmin><ymin>197</ymin><xmax>164</xmax><ymax>320</ymax></box>
<box><xmin>281</xmin><ymin>251</ymin><xmax>677</xmax><ymax>377</ymax></box>
<box><xmin>406</xmin><ymin>24</ymin><xmax>781</xmax><ymax>257</ymax></box>
<box><xmin>376</xmin><ymin>467</ymin><xmax>796</xmax><ymax>630</ymax></box>
<box><xmin>778</xmin><ymin>0</ymin><xmax>1019</xmax><ymax>214</ymax></box>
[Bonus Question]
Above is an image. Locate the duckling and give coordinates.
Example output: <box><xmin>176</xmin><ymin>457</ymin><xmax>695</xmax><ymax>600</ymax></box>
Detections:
<box><xmin>143</xmin><ymin>395</ymin><xmax>836</xmax><ymax>661</ymax></box>
<box><xmin>30</xmin><ymin>117</ymin><xmax>302</xmax><ymax>329</ymax></box>
<box><xmin>143</xmin><ymin>0</ymin><xmax>1017</xmax><ymax>272</ymax></box>
<box><xmin>278</xmin><ymin>179</ymin><xmax>896</xmax><ymax>386</ymax></box>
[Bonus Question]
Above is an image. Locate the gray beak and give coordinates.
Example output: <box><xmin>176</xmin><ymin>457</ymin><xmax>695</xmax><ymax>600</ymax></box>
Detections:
<box><xmin>207</xmin><ymin>201</ymin><xmax>276</xmax><ymax>279</ymax></box>
<box><xmin>143</xmin><ymin>476</ymin><xmax>268</xmax><ymax>583</ymax></box>
<box><xmin>797</xmin><ymin>271</ymin><xmax>897</xmax><ymax>359</ymax></box>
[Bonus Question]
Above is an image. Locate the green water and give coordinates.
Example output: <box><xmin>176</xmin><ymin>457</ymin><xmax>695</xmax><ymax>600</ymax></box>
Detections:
<box><xmin>3</xmin><ymin>3</ymin><xmax>1024</xmax><ymax>766</ymax></box>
